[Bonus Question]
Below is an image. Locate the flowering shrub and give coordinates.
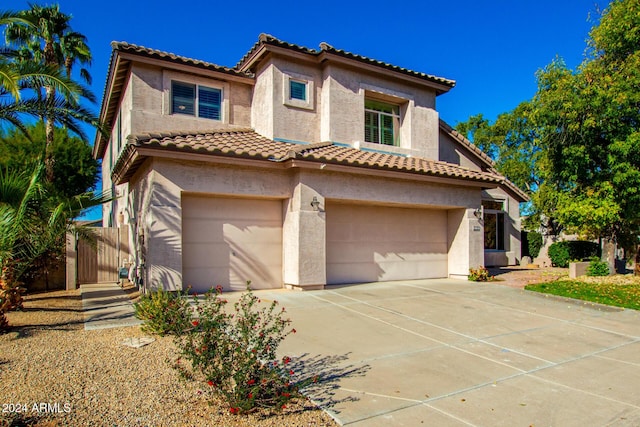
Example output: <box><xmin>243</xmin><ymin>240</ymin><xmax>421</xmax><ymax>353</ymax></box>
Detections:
<box><xmin>468</xmin><ymin>266</ymin><xmax>493</xmax><ymax>282</ymax></box>
<box><xmin>134</xmin><ymin>287</ymin><xmax>192</xmax><ymax>336</ymax></box>
<box><xmin>174</xmin><ymin>282</ymin><xmax>314</xmax><ymax>414</ymax></box>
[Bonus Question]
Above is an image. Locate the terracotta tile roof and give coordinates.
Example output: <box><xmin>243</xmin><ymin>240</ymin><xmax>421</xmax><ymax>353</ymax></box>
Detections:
<box><xmin>112</xmin><ymin>129</ymin><xmax>505</xmax><ymax>186</ymax></box>
<box><xmin>235</xmin><ymin>34</ymin><xmax>455</xmax><ymax>89</ymax></box>
<box><xmin>110</xmin><ymin>41</ymin><xmax>253</xmax><ymax>78</ymax></box>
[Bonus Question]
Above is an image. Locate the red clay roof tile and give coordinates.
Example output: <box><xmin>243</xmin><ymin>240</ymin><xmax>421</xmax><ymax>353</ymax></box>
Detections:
<box><xmin>112</xmin><ymin>129</ymin><xmax>505</xmax><ymax>186</ymax></box>
<box><xmin>235</xmin><ymin>34</ymin><xmax>455</xmax><ymax>89</ymax></box>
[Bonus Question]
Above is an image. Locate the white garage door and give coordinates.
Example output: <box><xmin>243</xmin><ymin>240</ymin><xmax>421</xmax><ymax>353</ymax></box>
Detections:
<box><xmin>182</xmin><ymin>195</ymin><xmax>283</xmax><ymax>292</ymax></box>
<box><xmin>326</xmin><ymin>203</ymin><xmax>448</xmax><ymax>284</ymax></box>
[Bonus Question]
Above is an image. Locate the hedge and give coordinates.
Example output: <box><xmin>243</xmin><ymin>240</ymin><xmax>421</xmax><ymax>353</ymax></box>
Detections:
<box><xmin>547</xmin><ymin>241</ymin><xmax>601</xmax><ymax>268</ymax></box>
<box><xmin>527</xmin><ymin>231</ymin><xmax>543</xmax><ymax>259</ymax></box>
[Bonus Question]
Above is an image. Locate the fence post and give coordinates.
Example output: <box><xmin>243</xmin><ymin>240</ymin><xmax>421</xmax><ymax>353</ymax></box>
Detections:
<box><xmin>65</xmin><ymin>232</ymin><xmax>77</xmax><ymax>290</ymax></box>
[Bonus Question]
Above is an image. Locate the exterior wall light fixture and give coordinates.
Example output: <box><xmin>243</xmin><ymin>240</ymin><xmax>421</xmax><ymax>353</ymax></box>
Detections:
<box><xmin>474</xmin><ymin>206</ymin><xmax>483</xmax><ymax>219</ymax></box>
<box><xmin>310</xmin><ymin>196</ymin><xmax>321</xmax><ymax>211</ymax></box>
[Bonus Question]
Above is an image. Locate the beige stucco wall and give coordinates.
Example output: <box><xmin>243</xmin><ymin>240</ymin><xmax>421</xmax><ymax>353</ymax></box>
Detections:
<box><xmin>102</xmin><ymin>62</ymin><xmax>253</xmax><ymax>227</ymax></box>
<box><xmin>102</xmin><ymin>74</ymin><xmax>134</xmax><ymax>227</ymax></box>
<box><xmin>438</xmin><ymin>128</ymin><xmax>484</xmax><ymax>172</ymax></box>
<box><xmin>438</xmin><ymin>128</ymin><xmax>524</xmax><ymax>267</ymax></box>
<box><xmin>126</xmin><ymin>64</ymin><xmax>252</xmax><ymax>135</ymax></box>
<box><xmin>318</xmin><ymin>63</ymin><xmax>439</xmax><ymax>159</ymax></box>
<box><xmin>250</xmin><ymin>57</ymin><xmax>440</xmax><ymax>160</ymax></box>
<box><xmin>448</xmin><ymin>208</ymin><xmax>485</xmax><ymax>278</ymax></box>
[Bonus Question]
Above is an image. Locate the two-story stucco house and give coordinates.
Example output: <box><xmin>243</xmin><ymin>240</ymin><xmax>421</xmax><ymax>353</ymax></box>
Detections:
<box><xmin>94</xmin><ymin>34</ymin><xmax>528</xmax><ymax>293</ymax></box>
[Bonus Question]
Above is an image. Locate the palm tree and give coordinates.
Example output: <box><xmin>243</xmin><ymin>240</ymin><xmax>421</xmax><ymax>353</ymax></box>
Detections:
<box><xmin>4</xmin><ymin>4</ymin><xmax>96</xmax><ymax>181</ymax></box>
<box><xmin>0</xmin><ymin>161</ymin><xmax>111</xmax><ymax>330</ymax></box>
<box><xmin>0</xmin><ymin>58</ymin><xmax>98</xmax><ymax>139</ymax></box>
<box><xmin>59</xmin><ymin>31</ymin><xmax>92</xmax><ymax>84</ymax></box>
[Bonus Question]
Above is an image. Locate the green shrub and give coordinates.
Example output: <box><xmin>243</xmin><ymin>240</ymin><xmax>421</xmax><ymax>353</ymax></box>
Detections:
<box><xmin>527</xmin><ymin>231</ymin><xmax>543</xmax><ymax>259</ymax></box>
<box><xmin>134</xmin><ymin>288</ymin><xmax>192</xmax><ymax>336</ymax></box>
<box><xmin>587</xmin><ymin>259</ymin><xmax>610</xmax><ymax>276</ymax></box>
<box><xmin>547</xmin><ymin>241</ymin><xmax>600</xmax><ymax>268</ymax></box>
<box><xmin>174</xmin><ymin>283</ymin><xmax>316</xmax><ymax>414</ymax></box>
<box><xmin>469</xmin><ymin>266</ymin><xmax>492</xmax><ymax>282</ymax></box>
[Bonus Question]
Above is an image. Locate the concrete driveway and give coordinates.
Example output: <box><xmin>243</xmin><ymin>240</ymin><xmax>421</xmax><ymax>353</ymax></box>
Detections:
<box><xmin>247</xmin><ymin>279</ymin><xmax>640</xmax><ymax>426</ymax></box>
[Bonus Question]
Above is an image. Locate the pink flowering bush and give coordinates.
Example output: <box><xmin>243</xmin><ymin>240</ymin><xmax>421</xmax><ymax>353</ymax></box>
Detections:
<box><xmin>174</xmin><ymin>282</ymin><xmax>315</xmax><ymax>414</ymax></box>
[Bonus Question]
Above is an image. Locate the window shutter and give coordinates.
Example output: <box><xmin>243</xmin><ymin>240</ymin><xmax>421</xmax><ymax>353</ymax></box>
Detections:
<box><xmin>172</xmin><ymin>82</ymin><xmax>195</xmax><ymax>115</ymax></box>
<box><xmin>381</xmin><ymin>114</ymin><xmax>394</xmax><ymax>145</ymax></box>
<box><xmin>364</xmin><ymin>111</ymin><xmax>378</xmax><ymax>143</ymax></box>
<box><xmin>290</xmin><ymin>80</ymin><xmax>307</xmax><ymax>101</ymax></box>
<box><xmin>199</xmin><ymin>87</ymin><xmax>222</xmax><ymax>120</ymax></box>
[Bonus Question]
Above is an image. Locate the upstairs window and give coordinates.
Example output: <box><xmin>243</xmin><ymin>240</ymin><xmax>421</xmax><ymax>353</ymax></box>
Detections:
<box><xmin>482</xmin><ymin>200</ymin><xmax>505</xmax><ymax>250</ymax></box>
<box><xmin>364</xmin><ymin>99</ymin><xmax>400</xmax><ymax>146</ymax></box>
<box><xmin>289</xmin><ymin>80</ymin><xmax>307</xmax><ymax>101</ymax></box>
<box><xmin>283</xmin><ymin>73</ymin><xmax>313</xmax><ymax>109</ymax></box>
<box><xmin>171</xmin><ymin>81</ymin><xmax>221</xmax><ymax>120</ymax></box>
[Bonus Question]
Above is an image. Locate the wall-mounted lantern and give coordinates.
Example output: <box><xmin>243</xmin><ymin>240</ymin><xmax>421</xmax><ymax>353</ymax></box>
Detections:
<box><xmin>474</xmin><ymin>206</ymin><xmax>483</xmax><ymax>219</ymax></box>
<box><xmin>310</xmin><ymin>196</ymin><xmax>321</xmax><ymax>211</ymax></box>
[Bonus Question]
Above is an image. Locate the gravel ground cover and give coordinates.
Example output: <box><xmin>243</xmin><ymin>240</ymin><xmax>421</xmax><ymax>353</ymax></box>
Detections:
<box><xmin>488</xmin><ymin>266</ymin><xmax>569</xmax><ymax>288</ymax></box>
<box><xmin>0</xmin><ymin>289</ymin><xmax>336</xmax><ymax>427</ymax></box>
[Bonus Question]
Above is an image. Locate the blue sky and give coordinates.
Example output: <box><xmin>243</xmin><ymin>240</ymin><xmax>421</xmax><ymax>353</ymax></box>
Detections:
<box><xmin>5</xmin><ymin>0</ymin><xmax>611</xmax><ymax>126</ymax></box>
<box><xmin>3</xmin><ymin>0</ymin><xmax>612</xmax><ymax>219</ymax></box>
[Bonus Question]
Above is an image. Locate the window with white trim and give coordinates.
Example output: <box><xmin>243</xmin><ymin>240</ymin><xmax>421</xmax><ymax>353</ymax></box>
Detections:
<box><xmin>483</xmin><ymin>200</ymin><xmax>505</xmax><ymax>250</ymax></box>
<box><xmin>171</xmin><ymin>81</ymin><xmax>222</xmax><ymax>120</ymax></box>
<box><xmin>364</xmin><ymin>99</ymin><xmax>400</xmax><ymax>146</ymax></box>
<box><xmin>283</xmin><ymin>73</ymin><xmax>313</xmax><ymax>109</ymax></box>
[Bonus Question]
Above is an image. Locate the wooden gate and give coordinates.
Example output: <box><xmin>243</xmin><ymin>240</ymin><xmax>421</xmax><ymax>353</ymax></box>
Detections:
<box><xmin>66</xmin><ymin>227</ymin><xmax>129</xmax><ymax>288</ymax></box>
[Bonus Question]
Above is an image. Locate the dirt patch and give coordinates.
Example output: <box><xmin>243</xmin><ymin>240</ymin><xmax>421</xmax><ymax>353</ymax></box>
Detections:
<box><xmin>488</xmin><ymin>267</ymin><xmax>569</xmax><ymax>289</ymax></box>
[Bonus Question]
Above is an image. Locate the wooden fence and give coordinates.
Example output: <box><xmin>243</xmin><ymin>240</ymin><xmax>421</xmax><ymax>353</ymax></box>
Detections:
<box><xmin>66</xmin><ymin>227</ymin><xmax>129</xmax><ymax>289</ymax></box>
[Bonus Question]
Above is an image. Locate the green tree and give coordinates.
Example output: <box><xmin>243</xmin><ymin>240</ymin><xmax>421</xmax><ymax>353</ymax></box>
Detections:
<box><xmin>0</xmin><ymin>122</ymin><xmax>98</xmax><ymax>198</ymax></box>
<box><xmin>4</xmin><ymin>4</ymin><xmax>98</xmax><ymax>180</ymax></box>
<box><xmin>456</xmin><ymin>102</ymin><xmax>542</xmax><ymax>194</ymax></box>
<box><xmin>533</xmin><ymin>0</ymin><xmax>640</xmax><ymax>258</ymax></box>
<box><xmin>458</xmin><ymin>0</ymin><xmax>640</xmax><ymax>269</ymax></box>
<box><xmin>0</xmin><ymin>162</ymin><xmax>109</xmax><ymax>330</ymax></box>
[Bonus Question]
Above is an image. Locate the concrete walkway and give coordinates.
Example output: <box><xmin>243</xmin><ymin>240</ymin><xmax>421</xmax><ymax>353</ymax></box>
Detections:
<box><xmin>80</xmin><ymin>282</ymin><xmax>142</xmax><ymax>330</ymax></box>
<box><xmin>228</xmin><ymin>279</ymin><xmax>640</xmax><ymax>426</ymax></box>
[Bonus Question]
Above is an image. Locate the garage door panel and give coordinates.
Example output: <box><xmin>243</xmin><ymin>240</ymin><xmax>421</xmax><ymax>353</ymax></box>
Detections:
<box><xmin>182</xmin><ymin>196</ymin><xmax>282</xmax><ymax>292</ymax></box>
<box><xmin>182</xmin><ymin>243</ymin><xmax>230</xmax><ymax>268</ymax></box>
<box><xmin>183</xmin><ymin>219</ymin><xmax>224</xmax><ymax>242</ymax></box>
<box><xmin>327</xmin><ymin>204</ymin><xmax>448</xmax><ymax>284</ymax></box>
<box><xmin>223</xmin><ymin>224</ymin><xmax>282</xmax><ymax>245</ymax></box>
<box><xmin>326</xmin><ymin>222</ymin><xmax>352</xmax><ymax>242</ymax></box>
<box><xmin>327</xmin><ymin>263</ymin><xmax>379</xmax><ymax>284</ymax></box>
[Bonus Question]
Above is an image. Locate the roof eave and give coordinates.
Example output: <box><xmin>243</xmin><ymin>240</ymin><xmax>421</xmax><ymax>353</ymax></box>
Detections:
<box><xmin>93</xmin><ymin>49</ymin><xmax>126</xmax><ymax>159</ymax></box>
<box><xmin>318</xmin><ymin>51</ymin><xmax>455</xmax><ymax>95</ymax></box>
<box><xmin>113</xmin><ymin>141</ymin><xmax>503</xmax><ymax>189</ymax></box>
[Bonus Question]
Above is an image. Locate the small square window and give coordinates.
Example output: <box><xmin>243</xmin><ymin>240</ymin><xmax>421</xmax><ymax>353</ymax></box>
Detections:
<box><xmin>283</xmin><ymin>73</ymin><xmax>313</xmax><ymax>110</ymax></box>
<box><xmin>289</xmin><ymin>80</ymin><xmax>307</xmax><ymax>101</ymax></box>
